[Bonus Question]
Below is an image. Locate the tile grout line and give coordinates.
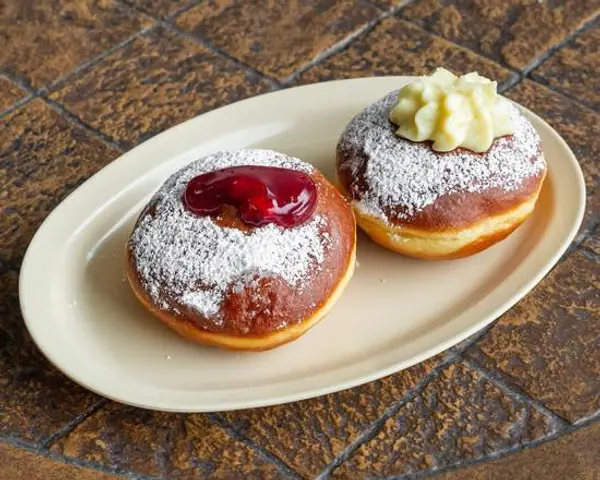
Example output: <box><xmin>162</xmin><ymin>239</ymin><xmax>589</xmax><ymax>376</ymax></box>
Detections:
<box><xmin>42</xmin><ymin>24</ymin><xmax>158</xmax><ymax>95</ymax></box>
<box><xmin>2</xmin><ymin>10</ymin><xmax>283</xmax><ymax>147</ymax></box>
<box><xmin>362</xmin><ymin>0</ymin><xmax>419</xmax><ymax>13</ymax></box>
<box><xmin>519</xmin><ymin>13</ymin><xmax>600</xmax><ymax>79</ymax></box>
<box><xmin>167</xmin><ymin>0</ymin><xmax>204</xmax><ymax>19</ymax></box>
<box><xmin>396</xmin><ymin>7</ymin><xmax>600</xmax><ymax>113</ymax></box>
<box><xmin>207</xmin><ymin>413</ymin><xmax>303</xmax><ymax>479</ymax></box>
<box><xmin>496</xmin><ymin>13</ymin><xmax>600</xmax><ymax>113</ymax></box>
<box><xmin>120</xmin><ymin>0</ymin><xmax>202</xmax><ymax>20</ymax></box>
<box><xmin>1</xmin><ymin>71</ymin><xmax>123</xmax><ymax>153</ymax></box>
<box><xmin>0</xmin><ymin>72</ymin><xmax>41</xmax><ymax>119</ymax></box>
<box><xmin>326</xmin><ymin>334</ymin><xmax>596</xmax><ymax>479</ymax></box>
<box><xmin>577</xmin><ymin>202</ymin><xmax>600</xmax><ymax>245</ymax></box>
<box><xmin>152</xmin><ymin>0</ymin><xmax>412</xmax><ymax>88</ymax></box>
<box><xmin>392</xmin><ymin>15</ymin><xmax>523</xmax><ymax>82</ymax></box>
<box><xmin>113</xmin><ymin>0</ymin><xmax>282</xmax><ymax>88</ymax></box>
<box><xmin>41</xmin><ymin>94</ymin><xmax>127</xmax><ymax>152</ymax></box>
<box><xmin>497</xmin><ymin>74</ymin><xmax>523</xmax><ymax>93</ymax></box>
<box><xmin>1</xmin><ymin>1</ymin><xmax>595</xmax><ymax>121</ymax></box>
<box><xmin>1</xmin><ymin>23</ymin><xmax>157</xmax><ymax>120</ymax></box>
<box><xmin>517</xmin><ymin>10</ymin><xmax>600</xmax><ymax>114</ymax></box>
<box><xmin>357</xmin><ymin>0</ymin><xmax>384</xmax><ymax>11</ymax></box>
<box><xmin>6</xmin><ymin>0</ymin><xmax>589</xmax><ymax>124</ymax></box>
<box><xmin>464</xmin><ymin>356</ymin><xmax>571</xmax><ymax>427</ymax></box>
<box><xmin>316</xmin><ymin>349</ymin><xmax>461</xmax><ymax>478</ymax></box>
<box><xmin>40</xmin><ymin>398</ymin><xmax>109</xmax><ymax>449</ymax></box>
<box><xmin>574</xmin><ymin>190</ymin><xmax>600</xmax><ymax>245</ymax></box>
<box><xmin>0</xmin><ymin>435</ymin><xmax>159</xmax><ymax>479</ymax></box>
<box><xmin>157</xmin><ymin>20</ymin><xmax>282</xmax><ymax>89</ymax></box>
<box><xmin>396</xmin><ymin>412</ymin><xmax>600</xmax><ymax>480</ymax></box>
<box><xmin>387</xmin><ymin>15</ymin><xmax>526</xmax><ymax>95</ymax></box>
<box><xmin>451</xmin><ymin>323</ymin><xmax>497</xmax><ymax>355</ymax></box>
<box><xmin>0</xmin><ymin>91</ymin><xmax>38</xmax><ymax>119</ymax></box>
<box><xmin>281</xmin><ymin>2</ymin><xmax>411</xmax><ymax>86</ymax></box>
<box><xmin>526</xmin><ymin>75</ymin><xmax>600</xmax><ymax>113</ymax></box>
<box><xmin>451</xmin><ymin>230</ymin><xmax>598</xmax><ymax>387</ymax></box>
<box><xmin>393</xmin><ymin>357</ymin><xmax>600</xmax><ymax>479</ymax></box>
<box><xmin>580</xmin><ymin>246</ymin><xmax>600</xmax><ymax>263</ymax></box>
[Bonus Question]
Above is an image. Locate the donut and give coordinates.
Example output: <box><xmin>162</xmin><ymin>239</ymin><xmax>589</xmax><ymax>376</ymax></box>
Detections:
<box><xmin>336</xmin><ymin>88</ymin><xmax>547</xmax><ymax>260</ymax></box>
<box><xmin>126</xmin><ymin>149</ymin><xmax>356</xmax><ymax>351</ymax></box>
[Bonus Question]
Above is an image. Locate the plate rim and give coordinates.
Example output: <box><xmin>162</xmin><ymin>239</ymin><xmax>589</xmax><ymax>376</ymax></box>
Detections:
<box><xmin>19</xmin><ymin>76</ymin><xmax>586</xmax><ymax>412</ymax></box>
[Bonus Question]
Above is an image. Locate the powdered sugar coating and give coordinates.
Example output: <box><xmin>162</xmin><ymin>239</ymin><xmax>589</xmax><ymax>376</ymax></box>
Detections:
<box><xmin>129</xmin><ymin>149</ymin><xmax>329</xmax><ymax>326</ymax></box>
<box><xmin>338</xmin><ymin>91</ymin><xmax>546</xmax><ymax>222</ymax></box>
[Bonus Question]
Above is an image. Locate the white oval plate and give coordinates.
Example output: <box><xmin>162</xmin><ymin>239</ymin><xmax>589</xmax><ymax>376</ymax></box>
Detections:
<box><xmin>20</xmin><ymin>77</ymin><xmax>585</xmax><ymax>412</ymax></box>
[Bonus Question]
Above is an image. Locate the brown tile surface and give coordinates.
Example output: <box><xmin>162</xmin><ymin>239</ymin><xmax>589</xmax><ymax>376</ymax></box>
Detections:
<box><xmin>400</xmin><ymin>0</ymin><xmax>600</xmax><ymax>70</ymax></box>
<box><xmin>50</xmin><ymin>27</ymin><xmax>271</xmax><ymax>147</ymax></box>
<box><xmin>370</xmin><ymin>0</ymin><xmax>404</xmax><ymax>8</ymax></box>
<box><xmin>0</xmin><ymin>99</ymin><xmax>119</xmax><ymax>264</ymax></box>
<box><xmin>0</xmin><ymin>0</ymin><xmax>152</xmax><ymax>89</ymax></box>
<box><xmin>582</xmin><ymin>226</ymin><xmax>600</xmax><ymax>257</ymax></box>
<box><xmin>0</xmin><ymin>76</ymin><xmax>28</xmax><ymax>112</ymax></box>
<box><xmin>577</xmin><ymin>186</ymin><xmax>600</xmax><ymax>245</ymax></box>
<box><xmin>0</xmin><ymin>443</ymin><xmax>118</xmax><ymax>480</ymax></box>
<box><xmin>297</xmin><ymin>18</ymin><xmax>514</xmax><ymax>85</ymax></box>
<box><xmin>1</xmin><ymin>99</ymin><xmax>118</xmax><ymax>442</ymax></box>
<box><xmin>222</xmin><ymin>356</ymin><xmax>443</xmax><ymax>477</ymax></box>
<box><xmin>2</xmin><ymin>2</ymin><xmax>600</xmax><ymax>477</ymax></box>
<box><xmin>582</xmin><ymin>188</ymin><xmax>600</xmax><ymax>238</ymax></box>
<box><xmin>51</xmin><ymin>402</ymin><xmax>285</xmax><ymax>479</ymax></box>
<box><xmin>175</xmin><ymin>0</ymin><xmax>379</xmax><ymax>81</ymax></box>
<box><xmin>124</xmin><ymin>0</ymin><xmax>190</xmax><ymax>18</ymax></box>
<box><xmin>468</xmin><ymin>250</ymin><xmax>600</xmax><ymax>424</ymax></box>
<box><xmin>332</xmin><ymin>362</ymin><xmax>559</xmax><ymax>478</ymax></box>
<box><xmin>0</xmin><ymin>270</ymin><xmax>102</xmax><ymax>444</ymax></box>
<box><xmin>505</xmin><ymin>80</ymin><xmax>600</xmax><ymax>190</ymax></box>
<box><xmin>533</xmin><ymin>24</ymin><xmax>600</xmax><ymax>110</ymax></box>
<box><xmin>436</xmin><ymin>421</ymin><xmax>600</xmax><ymax>480</ymax></box>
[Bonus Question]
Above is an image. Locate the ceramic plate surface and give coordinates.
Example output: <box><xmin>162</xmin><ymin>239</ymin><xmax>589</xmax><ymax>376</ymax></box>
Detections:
<box><xmin>20</xmin><ymin>77</ymin><xmax>585</xmax><ymax>412</ymax></box>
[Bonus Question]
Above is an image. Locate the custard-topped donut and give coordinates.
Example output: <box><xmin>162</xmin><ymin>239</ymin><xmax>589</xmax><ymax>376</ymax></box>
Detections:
<box><xmin>337</xmin><ymin>73</ymin><xmax>547</xmax><ymax>259</ymax></box>
<box><xmin>126</xmin><ymin>149</ymin><xmax>356</xmax><ymax>351</ymax></box>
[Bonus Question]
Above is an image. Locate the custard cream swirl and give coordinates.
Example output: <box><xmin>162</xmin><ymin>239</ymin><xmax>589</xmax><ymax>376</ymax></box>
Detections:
<box><xmin>389</xmin><ymin>68</ymin><xmax>515</xmax><ymax>153</ymax></box>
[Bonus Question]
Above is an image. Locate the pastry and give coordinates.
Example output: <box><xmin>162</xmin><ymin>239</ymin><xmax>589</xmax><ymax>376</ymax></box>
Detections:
<box><xmin>336</xmin><ymin>68</ymin><xmax>547</xmax><ymax>259</ymax></box>
<box><xmin>126</xmin><ymin>149</ymin><xmax>356</xmax><ymax>351</ymax></box>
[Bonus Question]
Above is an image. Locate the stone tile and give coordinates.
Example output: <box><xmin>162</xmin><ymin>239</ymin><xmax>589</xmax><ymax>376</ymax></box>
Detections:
<box><xmin>533</xmin><ymin>25</ymin><xmax>600</xmax><ymax>111</ymax></box>
<box><xmin>51</xmin><ymin>402</ymin><xmax>285</xmax><ymax>479</ymax></box>
<box><xmin>50</xmin><ymin>27</ymin><xmax>271</xmax><ymax>147</ymax></box>
<box><xmin>0</xmin><ymin>270</ymin><xmax>102</xmax><ymax>444</ymax></box>
<box><xmin>332</xmin><ymin>362</ymin><xmax>559</xmax><ymax>478</ymax></box>
<box><xmin>123</xmin><ymin>0</ymin><xmax>191</xmax><ymax>18</ymax></box>
<box><xmin>175</xmin><ymin>0</ymin><xmax>379</xmax><ymax>81</ymax></box>
<box><xmin>578</xmin><ymin>188</ymin><xmax>600</xmax><ymax>246</ymax></box>
<box><xmin>0</xmin><ymin>0</ymin><xmax>152</xmax><ymax>89</ymax></box>
<box><xmin>0</xmin><ymin>443</ymin><xmax>118</xmax><ymax>480</ymax></box>
<box><xmin>505</xmin><ymin>80</ymin><xmax>600</xmax><ymax>190</ymax></box>
<box><xmin>297</xmin><ymin>18</ymin><xmax>513</xmax><ymax>85</ymax></box>
<box><xmin>370</xmin><ymin>0</ymin><xmax>404</xmax><ymax>8</ymax></box>
<box><xmin>0</xmin><ymin>76</ymin><xmax>28</xmax><ymax>112</ymax></box>
<box><xmin>400</xmin><ymin>0</ymin><xmax>600</xmax><ymax>70</ymax></box>
<box><xmin>582</xmin><ymin>228</ymin><xmax>600</xmax><ymax>257</ymax></box>
<box><xmin>468</xmin><ymin>250</ymin><xmax>600</xmax><ymax>424</ymax></box>
<box><xmin>222</xmin><ymin>355</ymin><xmax>444</xmax><ymax>477</ymax></box>
<box><xmin>436</xmin><ymin>421</ymin><xmax>600</xmax><ymax>480</ymax></box>
<box><xmin>1</xmin><ymin>99</ymin><xmax>119</xmax><ymax>265</ymax></box>
<box><xmin>1</xmin><ymin>99</ymin><xmax>118</xmax><ymax>443</ymax></box>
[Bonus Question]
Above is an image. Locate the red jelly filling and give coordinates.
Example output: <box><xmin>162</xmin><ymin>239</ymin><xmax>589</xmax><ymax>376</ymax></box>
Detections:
<box><xmin>183</xmin><ymin>166</ymin><xmax>318</xmax><ymax>227</ymax></box>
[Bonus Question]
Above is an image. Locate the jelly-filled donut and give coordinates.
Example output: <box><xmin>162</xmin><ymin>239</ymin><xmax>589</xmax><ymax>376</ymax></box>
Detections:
<box><xmin>336</xmin><ymin>70</ymin><xmax>547</xmax><ymax>260</ymax></box>
<box><xmin>126</xmin><ymin>149</ymin><xmax>356</xmax><ymax>351</ymax></box>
